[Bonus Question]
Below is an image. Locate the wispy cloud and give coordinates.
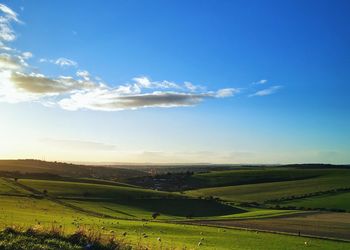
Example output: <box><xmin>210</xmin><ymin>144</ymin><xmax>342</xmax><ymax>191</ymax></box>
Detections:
<box><xmin>215</xmin><ymin>88</ymin><xmax>240</xmax><ymax>98</ymax></box>
<box><xmin>249</xmin><ymin>85</ymin><xmax>282</xmax><ymax>97</ymax></box>
<box><xmin>252</xmin><ymin>79</ymin><xmax>268</xmax><ymax>85</ymax></box>
<box><xmin>76</xmin><ymin>70</ymin><xmax>90</xmax><ymax>80</ymax></box>
<box><xmin>39</xmin><ymin>57</ymin><xmax>78</xmax><ymax>67</ymax></box>
<box><xmin>55</xmin><ymin>57</ymin><xmax>77</xmax><ymax>67</ymax></box>
<box><xmin>22</xmin><ymin>51</ymin><xmax>33</xmax><ymax>59</ymax></box>
<box><xmin>41</xmin><ymin>138</ymin><xmax>117</xmax><ymax>151</ymax></box>
<box><xmin>0</xmin><ymin>3</ymin><xmax>20</xmax><ymax>42</ymax></box>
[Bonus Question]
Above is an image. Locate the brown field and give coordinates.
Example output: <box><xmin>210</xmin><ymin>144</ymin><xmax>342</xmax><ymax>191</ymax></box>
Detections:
<box><xmin>190</xmin><ymin>212</ymin><xmax>350</xmax><ymax>241</ymax></box>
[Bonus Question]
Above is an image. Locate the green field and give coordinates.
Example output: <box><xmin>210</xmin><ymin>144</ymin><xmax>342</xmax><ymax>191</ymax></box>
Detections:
<box><xmin>1</xmin><ymin>162</ymin><xmax>350</xmax><ymax>249</ymax></box>
<box><xmin>19</xmin><ymin>179</ymin><xmax>175</xmax><ymax>199</ymax></box>
<box><xmin>279</xmin><ymin>192</ymin><xmax>350</xmax><ymax>211</ymax></box>
<box><xmin>0</xmin><ymin>178</ymin><xmax>30</xmax><ymax>196</ymax></box>
<box><xmin>188</xmin><ymin>168</ymin><xmax>329</xmax><ymax>188</ymax></box>
<box><xmin>0</xmin><ymin>194</ymin><xmax>349</xmax><ymax>249</ymax></box>
<box><xmin>185</xmin><ymin>170</ymin><xmax>350</xmax><ymax>203</ymax></box>
<box><xmin>16</xmin><ymin>178</ymin><xmax>240</xmax><ymax>219</ymax></box>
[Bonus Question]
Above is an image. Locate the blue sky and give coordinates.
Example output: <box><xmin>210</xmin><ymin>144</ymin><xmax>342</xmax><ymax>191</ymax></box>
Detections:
<box><xmin>0</xmin><ymin>0</ymin><xmax>349</xmax><ymax>163</ymax></box>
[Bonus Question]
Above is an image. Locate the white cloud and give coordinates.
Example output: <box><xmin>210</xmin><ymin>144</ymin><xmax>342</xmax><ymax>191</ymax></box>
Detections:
<box><xmin>22</xmin><ymin>51</ymin><xmax>33</xmax><ymax>59</ymax></box>
<box><xmin>184</xmin><ymin>81</ymin><xmax>205</xmax><ymax>92</ymax></box>
<box><xmin>0</xmin><ymin>4</ymin><xmax>19</xmax><ymax>22</ymax></box>
<box><xmin>252</xmin><ymin>79</ymin><xmax>268</xmax><ymax>85</ymax></box>
<box><xmin>39</xmin><ymin>57</ymin><xmax>78</xmax><ymax>67</ymax></box>
<box><xmin>41</xmin><ymin>138</ymin><xmax>117</xmax><ymax>151</ymax></box>
<box><xmin>250</xmin><ymin>85</ymin><xmax>282</xmax><ymax>97</ymax></box>
<box><xmin>0</xmin><ymin>50</ymin><xmax>236</xmax><ymax>111</ymax></box>
<box><xmin>76</xmin><ymin>70</ymin><xmax>90</xmax><ymax>80</ymax></box>
<box><xmin>215</xmin><ymin>88</ymin><xmax>240</xmax><ymax>98</ymax></box>
<box><xmin>55</xmin><ymin>57</ymin><xmax>77</xmax><ymax>67</ymax></box>
<box><xmin>0</xmin><ymin>4</ymin><xmax>20</xmax><ymax>42</ymax></box>
<box><xmin>133</xmin><ymin>76</ymin><xmax>180</xmax><ymax>89</ymax></box>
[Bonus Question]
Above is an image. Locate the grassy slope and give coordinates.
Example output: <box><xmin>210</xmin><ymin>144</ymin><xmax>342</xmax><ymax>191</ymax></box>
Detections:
<box><xmin>0</xmin><ymin>230</ymin><xmax>82</xmax><ymax>250</ymax></box>
<box><xmin>0</xmin><ymin>178</ymin><xmax>30</xmax><ymax>196</ymax></box>
<box><xmin>185</xmin><ymin>170</ymin><xmax>350</xmax><ymax>202</ymax></box>
<box><xmin>0</xmin><ymin>195</ymin><xmax>349</xmax><ymax>249</ymax></box>
<box><xmin>66</xmin><ymin>198</ymin><xmax>243</xmax><ymax>219</ymax></box>
<box><xmin>0</xmin><ymin>160</ymin><xmax>147</xmax><ymax>180</ymax></box>
<box><xmin>17</xmin><ymin>179</ymin><xmax>241</xmax><ymax>218</ymax></box>
<box><xmin>0</xmin><ymin>176</ymin><xmax>349</xmax><ymax>249</ymax></box>
<box><xmin>279</xmin><ymin>192</ymin><xmax>350</xmax><ymax>211</ymax></box>
<box><xmin>19</xmin><ymin>179</ymin><xmax>174</xmax><ymax>199</ymax></box>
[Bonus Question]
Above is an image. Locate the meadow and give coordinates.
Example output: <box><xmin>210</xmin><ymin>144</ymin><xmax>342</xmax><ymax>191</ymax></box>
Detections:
<box><xmin>0</xmin><ymin>194</ymin><xmax>349</xmax><ymax>250</ymax></box>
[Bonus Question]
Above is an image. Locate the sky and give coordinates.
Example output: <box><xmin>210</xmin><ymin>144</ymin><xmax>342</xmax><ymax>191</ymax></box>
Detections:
<box><xmin>0</xmin><ymin>0</ymin><xmax>349</xmax><ymax>164</ymax></box>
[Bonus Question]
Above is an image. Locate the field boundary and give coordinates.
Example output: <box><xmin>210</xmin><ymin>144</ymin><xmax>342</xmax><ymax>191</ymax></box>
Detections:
<box><xmin>180</xmin><ymin>220</ymin><xmax>350</xmax><ymax>243</ymax></box>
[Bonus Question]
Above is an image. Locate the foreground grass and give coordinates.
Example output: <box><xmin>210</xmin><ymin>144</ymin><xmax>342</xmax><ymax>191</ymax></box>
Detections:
<box><xmin>0</xmin><ymin>195</ymin><xmax>349</xmax><ymax>249</ymax></box>
<box><xmin>0</xmin><ymin>227</ymin><xmax>131</xmax><ymax>250</ymax></box>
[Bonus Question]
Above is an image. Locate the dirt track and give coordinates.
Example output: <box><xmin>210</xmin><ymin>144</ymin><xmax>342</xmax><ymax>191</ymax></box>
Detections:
<box><xmin>190</xmin><ymin>212</ymin><xmax>350</xmax><ymax>241</ymax></box>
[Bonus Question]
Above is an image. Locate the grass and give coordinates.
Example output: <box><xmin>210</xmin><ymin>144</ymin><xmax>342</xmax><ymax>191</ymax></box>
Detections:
<box><xmin>0</xmin><ymin>227</ymin><xmax>131</xmax><ymax>250</ymax></box>
<box><xmin>216</xmin><ymin>208</ymin><xmax>303</xmax><ymax>220</ymax></box>
<box><xmin>15</xmin><ymin>178</ymin><xmax>240</xmax><ymax>218</ymax></box>
<box><xmin>2</xmin><ymin>163</ymin><xmax>350</xmax><ymax>249</ymax></box>
<box><xmin>185</xmin><ymin>170</ymin><xmax>350</xmax><ymax>203</ymax></box>
<box><xmin>0</xmin><ymin>178</ymin><xmax>30</xmax><ymax>196</ymax></box>
<box><xmin>279</xmin><ymin>192</ymin><xmax>350</xmax><ymax>211</ymax></box>
<box><xmin>65</xmin><ymin>198</ymin><xmax>243</xmax><ymax>219</ymax></box>
<box><xmin>19</xmin><ymin>179</ymin><xmax>176</xmax><ymax>199</ymax></box>
<box><xmin>0</xmin><ymin>198</ymin><xmax>349</xmax><ymax>250</ymax></box>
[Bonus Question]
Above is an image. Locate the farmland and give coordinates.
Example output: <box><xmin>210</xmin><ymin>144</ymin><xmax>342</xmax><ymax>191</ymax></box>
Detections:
<box><xmin>185</xmin><ymin>169</ymin><xmax>350</xmax><ymax>203</ymax></box>
<box><xmin>0</xmin><ymin>160</ymin><xmax>350</xmax><ymax>249</ymax></box>
<box><xmin>278</xmin><ymin>192</ymin><xmax>350</xmax><ymax>212</ymax></box>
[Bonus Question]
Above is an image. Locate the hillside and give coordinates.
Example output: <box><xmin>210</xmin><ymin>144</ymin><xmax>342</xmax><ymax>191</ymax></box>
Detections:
<box><xmin>0</xmin><ymin>160</ymin><xmax>147</xmax><ymax>180</ymax></box>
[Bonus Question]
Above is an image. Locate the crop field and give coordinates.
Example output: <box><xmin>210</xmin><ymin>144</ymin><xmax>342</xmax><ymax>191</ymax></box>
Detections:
<box><xmin>279</xmin><ymin>192</ymin><xmax>350</xmax><ymax>212</ymax></box>
<box><xmin>185</xmin><ymin>170</ymin><xmax>350</xmax><ymax>203</ymax></box>
<box><xmin>193</xmin><ymin>212</ymin><xmax>350</xmax><ymax>241</ymax></box>
<box><xmin>187</xmin><ymin>168</ymin><xmax>330</xmax><ymax>188</ymax></box>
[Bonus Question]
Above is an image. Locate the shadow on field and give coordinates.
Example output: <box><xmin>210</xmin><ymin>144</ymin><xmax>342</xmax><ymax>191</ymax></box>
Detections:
<box><xmin>123</xmin><ymin>198</ymin><xmax>245</xmax><ymax>217</ymax></box>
